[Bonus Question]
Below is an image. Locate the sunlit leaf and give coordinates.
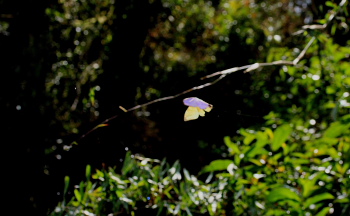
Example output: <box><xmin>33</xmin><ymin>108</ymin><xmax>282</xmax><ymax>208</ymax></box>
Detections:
<box><xmin>201</xmin><ymin>159</ymin><xmax>233</xmax><ymax>173</ymax></box>
<box><xmin>183</xmin><ymin>168</ymin><xmax>191</xmax><ymax>181</ymax></box>
<box><xmin>324</xmin><ymin>122</ymin><xmax>350</xmax><ymax>138</ymax></box>
<box><xmin>303</xmin><ymin>193</ymin><xmax>334</xmax><ymax>209</ymax></box>
<box><xmin>74</xmin><ymin>189</ymin><xmax>81</xmax><ymax>202</ymax></box>
<box><xmin>315</xmin><ymin>207</ymin><xmax>331</xmax><ymax>216</ymax></box>
<box><xmin>224</xmin><ymin>136</ymin><xmax>240</xmax><ymax>155</ymax></box>
<box><xmin>94</xmin><ymin>124</ymin><xmax>109</xmax><ymax>129</ymax></box>
<box><xmin>240</xmin><ymin>129</ymin><xmax>256</xmax><ymax>145</ymax></box>
<box><xmin>271</xmin><ymin>124</ymin><xmax>292</xmax><ymax>151</ymax></box>
<box><xmin>63</xmin><ymin>176</ymin><xmax>70</xmax><ymax>196</ymax></box>
<box><xmin>267</xmin><ymin>187</ymin><xmax>300</xmax><ymax>203</ymax></box>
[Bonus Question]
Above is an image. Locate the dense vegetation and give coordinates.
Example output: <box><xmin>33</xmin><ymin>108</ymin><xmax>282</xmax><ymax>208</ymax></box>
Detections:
<box><xmin>52</xmin><ymin>118</ymin><xmax>350</xmax><ymax>215</ymax></box>
<box><xmin>1</xmin><ymin>0</ymin><xmax>349</xmax><ymax>215</ymax></box>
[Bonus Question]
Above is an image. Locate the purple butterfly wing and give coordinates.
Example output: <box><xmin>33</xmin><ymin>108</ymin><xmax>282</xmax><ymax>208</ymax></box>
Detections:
<box><xmin>183</xmin><ymin>97</ymin><xmax>211</xmax><ymax>109</ymax></box>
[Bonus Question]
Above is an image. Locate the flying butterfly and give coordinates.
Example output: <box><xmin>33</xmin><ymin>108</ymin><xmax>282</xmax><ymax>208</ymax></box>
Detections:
<box><xmin>183</xmin><ymin>97</ymin><xmax>213</xmax><ymax>121</ymax></box>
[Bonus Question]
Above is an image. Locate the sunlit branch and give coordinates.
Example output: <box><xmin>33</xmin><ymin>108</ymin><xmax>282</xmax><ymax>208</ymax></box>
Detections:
<box><xmin>76</xmin><ymin>74</ymin><xmax>225</xmax><ymax>143</ymax></box>
<box><xmin>77</xmin><ymin>34</ymin><xmax>313</xmax><ymax>143</ymax></box>
<box><xmin>76</xmin><ymin>35</ymin><xmax>315</xmax><ymax>143</ymax></box>
<box><xmin>201</xmin><ymin>36</ymin><xmax>315</xmax><ymax>77</ymax></box>
<box><xmin>74</xmin><ymin>1</ymin><xmax>346</xmax><ymax>144</ymax></box>
<box><xmin>293</xmin><ymin>36</ymin><xmax>316</xmax><ymax>65</ymax></box>
<box><xmin>294</xmin><ymin>0</ymin><xmax>347</xmax><ymax>35</ymax></box>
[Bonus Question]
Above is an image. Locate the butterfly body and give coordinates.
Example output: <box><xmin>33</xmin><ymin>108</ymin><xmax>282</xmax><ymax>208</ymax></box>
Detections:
<box><xmin>183</xmin><ymin>97</ymin><xmax>213</xmax><ymax>121</ymax></box>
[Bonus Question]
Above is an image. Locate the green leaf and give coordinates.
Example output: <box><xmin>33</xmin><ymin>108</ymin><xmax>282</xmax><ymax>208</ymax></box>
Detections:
<box><xmin>246</xmin><ymin>145</ymin><xmax>269</xmax><ymax>158</ymax></box>
<box><xmin>240</xmin><ymin>129</ymin><xmax>256</xmax><ymax>145</ymax></box>
<box><xmin>315</xmin><ymin>137</ymin><xmax>339</xmax><ymax>146</ymax></box>
<box><xmin>266</xmin><ymin>209</ymin><xmax>290</xmax><ymax>216</ymax></box>
<box><xmin>246</xmin><ymin>131</ymin><xmax>269</xmax><ymax>158</ymax></box>
<box><xmin>334</xmin><ymin>197</ymin><xmax>349</xmax><ymax>203</ymax></box>
<box><xmin>271</xmin><ymin>124</ymin><xmax>292</xmax><ymax>151</ymax></box>
<box><xmin>201</xmin><ymin>159</ymin><xmax>233</xmax><ymax>173</ymax></box>
<box><xmin>122</xmin><ymin>151</ymin><xmax>135</xmax><ymax>175</ymax></box>
<box><xmin>326</xmin><ymin>86</ymin><xmax>336</xmax><ymax>94</ymax></box>
<box><xmin>249</xmin><ymin>158</ymin><xmax>264</xmax><ymax>166</ymax></box>
<box><xmin>116</xmin><ymin>190</ymin><xmax>123</xmax><ymax>198</ymax></box>
<box><xmin>86</xmin><ymin>164</ymin><xmax>91</xmax><ymax>180</ymax></box>
<box><xmin>63</xmin><ymin>176</ymin><xmax>70</xmax><ymax>196</ymax></box>
<box><xmin>323</xmin><ymin>121</ymin><xmax>350</xmax><ymax>138</ymax></box>
<box><xmin>331</xmin><ymin>24</ymin><xmax>337</xmax><ymax>35</ymax></box>
<box><xmin>74</xmin><ymin>189</ymin><xmax>82</xmax><ymax>202</ymax></box>
<box><xmin>303</xmin><ymin>193</ymin><xmax>334</xmax><ymax>209</ymax></box>
<box><xmin>290</xmin><ymin>158</ymin><xmax>310</xmax><ymax>165</ymax></box>
<box><xmin>325</xmin><ymin>1</ymin><xmax>336</xmax><ymax>8</ymax></box>
<box><xmin>89</xmin><ymin>87</ymin><xmax>95</xmax><ymax>106</ymax></box>
<box><xmin>183</xmin><ymin>168</ymin><xmax>191</xmax><ymax>181</ymax></box>
<box><xmin>315</xmin><ymin>207</ymin><xmax>331</xmax><ymax>216</ymax></box>
<box><xmin>299</xmin><ymin>172</ymin><xmax>323</xmax><ymax>197</ymax></box>
<box><xmin>267</xmin><ymin>187</ymin><xmax>300</xmax><ymax>203</ymax></box>
<box><xmin>224</xmin><ymin>136</ymin><xmax>240</xmax><ymax>155</ymax></box>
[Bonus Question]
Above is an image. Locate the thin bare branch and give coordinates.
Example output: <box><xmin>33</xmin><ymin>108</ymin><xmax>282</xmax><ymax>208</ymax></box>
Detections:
<box><xmin>293</xmin><ymin>37</ymin><xmax>316</xmax><ymax>65</ymax></box>
<box><xmin>74</xmin><ymin>1</ymin><xmax>347</xmax><ymax>143</ymax></box>
<box><xmin>76</xmin><ymin>37</ymin><xmax>315</xmax><ymax>143</ymax></box>
<box><xmin>201</xmin><ymin>65</ymin><xmax>250</xmax><ymax>79</ymax></box>
<box><xmin>202</xmin><ymin>37</ymin><xmax>315</xmax><ymax>77</ymax></box>
<box><xmin>294</xmin><ymin>0</ymin><xmax>347</xmax><ymax>34</ymax></box>
<box><xmin>76</xmin><ymin>36</ymin><xmax>314</xmax><ymax>143</ymax></box>
<box><xmin>125</xmin><ymin>74</ymin><xmax>226</xmax><ymax>112</ymax></box>
<box><xmin>75</xmin><ymin>74</ymin><xmax>226</xmax><ymax>143</ymax></box>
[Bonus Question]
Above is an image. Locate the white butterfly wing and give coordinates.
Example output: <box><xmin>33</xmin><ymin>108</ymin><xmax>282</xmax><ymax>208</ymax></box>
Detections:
<box><xmin>198</xmin><ymin>108</ymin><xmax>205</xmax><ymax>116</ymax></box>
<box><xmin>184</xmin><ymin>106</ymin><xmax>200</xmax><ymax>121</ymax></box>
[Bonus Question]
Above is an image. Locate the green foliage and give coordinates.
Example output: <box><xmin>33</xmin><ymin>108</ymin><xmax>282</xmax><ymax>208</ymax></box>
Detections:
<box><xmin>45</xmin><ymin>0</ymin><xmax>115</xmax><ymax>134</ymax></box>
<box><xmin>258</xmin><ymin>35</ymin><xmax>350</xmax><ymax>125</ymax></box>
<box><xmin>51</xmin><ymin>153</ymin><xmax>228</xmax><ymax>215</ymax></box>
<box><xmin>48</xmin><ymin>1</ymin><xmax>350</xmax><ymax>215</ymax></box>
<box><xmin>139</xmin><ymin>0</ymin><xmax>268</xmax><ymax>102</ymax></box>
<box><xmin>217</xmin><ymin>118</ymin><xmax>350</xmax><ymax>215</ymax></box>
<box><xmin>51</xmin><ymin>115</ymin><xmax>350</xmax><ymax>215</ymax></box>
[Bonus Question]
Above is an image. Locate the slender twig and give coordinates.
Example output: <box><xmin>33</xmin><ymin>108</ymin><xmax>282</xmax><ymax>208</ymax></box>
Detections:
<box><xmin>73</xmin><ymin>1</ymin><xmax>346</xmax><ymax>144</ymax></box>
<box><xmin>77</xmin><ymin>36</ymin><xmax>314</xmax><ymax>143</ymax></box>
<box><xmin>201</xmin><ymin>36</ymin><xmax>315</xmax><ymax>78</ymax></box>
<box><xmin>76</xmin><ymin>35</ymin><xmax>313</xmax><ymax>143</ymax></box>
<box><xmin>293</xmin><ymin>37</ymin><xmax>316</xmax><ymax>65</ymax></box>
<box><xmin>75</xmin><ymin>74</ymin><xmax>226</xmax><ymax>142</ymax></box>
<box><xmin>294</xmin><ymin>0</ymin><xmax>347</xmax><ymax>35</ymax></box>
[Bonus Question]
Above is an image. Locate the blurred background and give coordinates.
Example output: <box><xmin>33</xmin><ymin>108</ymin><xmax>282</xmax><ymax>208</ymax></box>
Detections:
<box><xmin>1</xmin><ymin>0</ymin><xmax>349</xmax><ymax>215</ymax></box>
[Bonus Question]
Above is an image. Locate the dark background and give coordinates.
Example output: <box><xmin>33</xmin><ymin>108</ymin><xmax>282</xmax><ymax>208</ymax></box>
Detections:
<box><xmin>1</xmin><ymin>0</ymin><xmax>340</xmax><ymax>215</ymax></box>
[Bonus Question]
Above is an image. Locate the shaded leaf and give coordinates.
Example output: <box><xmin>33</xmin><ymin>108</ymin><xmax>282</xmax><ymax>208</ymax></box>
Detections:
<box><xmin>86</xmin><ymin>164</ymin><xmax>91</xmax><ymax>180</ymax></box>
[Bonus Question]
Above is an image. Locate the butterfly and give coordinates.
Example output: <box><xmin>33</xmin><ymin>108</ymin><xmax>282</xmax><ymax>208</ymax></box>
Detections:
<box><xmin>183</xmin><ymin>97</ymin><xmax>213</xmax><ymax>121</ymax></box>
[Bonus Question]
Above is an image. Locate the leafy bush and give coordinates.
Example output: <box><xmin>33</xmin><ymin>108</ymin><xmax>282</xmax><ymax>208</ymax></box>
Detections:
<box><xmin>51</xmin><ymin>114</ymin><xmax>350</xmax><ymax>215</ymax></box>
